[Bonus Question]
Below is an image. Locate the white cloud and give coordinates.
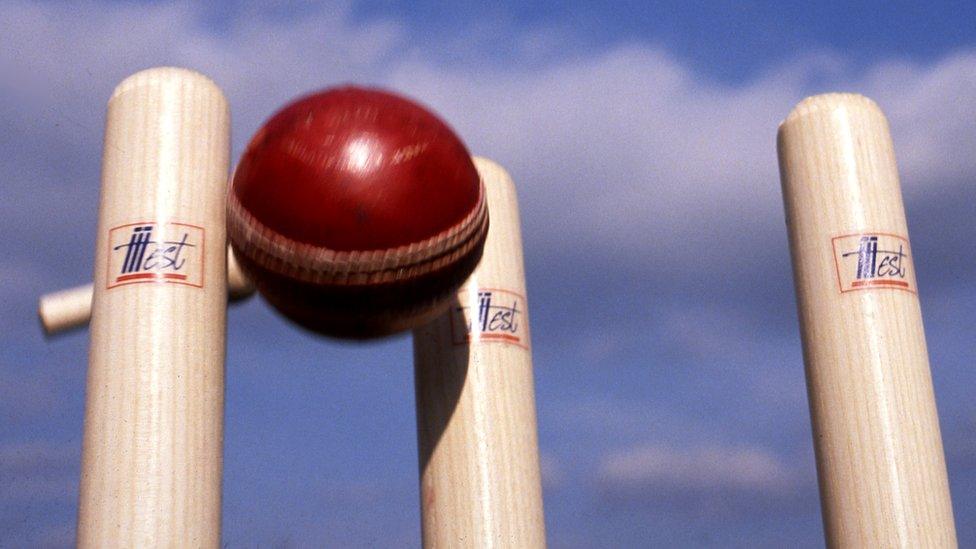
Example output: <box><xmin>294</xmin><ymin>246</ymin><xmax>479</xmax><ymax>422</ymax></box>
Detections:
<box><xmin>1</xmin><ymin>2</ymin><xmax>971</xmax><ymax>544</ymax></box>
<box><xmin>3</xmin><ymin>0</ymin><xmax>972</xmax><ymax>440</ymax></box>
<box><xmin>599</xmin><ymin>443</ymin><xmax>796</xmax><ymax>493</ymax></box>
<box><xmin>3</xmin><ymin>1</ymin><xmax>975</xmax><ymax>292</ymax></box>
<box><xmin>0</xmin><ymin>1</ymin><xmax>403</xmax><ymax>141</ymax></box>
<box><xmin>595</xmin><ymin>443</ymin><xmax>812</xmax><ymax>517</ymax></box>
<box><xmin>394</xmin><ymin>48</ymin><xmax>976</xmax><ymax>270</ymax></box>
<box><xmin>864</xmin><ymin>52</ymin><xmax>976</xmax><ymax>189</ymax></box>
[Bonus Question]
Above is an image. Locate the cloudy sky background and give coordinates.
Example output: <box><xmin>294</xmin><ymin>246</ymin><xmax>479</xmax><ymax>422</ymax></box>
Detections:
<box><xmin>2</xmin><ymin>1</ymin><xmax>975</xmax><ymax>546</ymax></box>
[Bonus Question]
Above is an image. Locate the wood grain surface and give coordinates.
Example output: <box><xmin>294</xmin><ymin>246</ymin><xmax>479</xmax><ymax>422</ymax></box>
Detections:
<box><xmin>778</xmin><ymin>93</ymin><xmax>956</xmax><ymax>548</ymax></box>
<box><xmin>77</xmin><ymin>67</ymin><xmax>230</xmax><ymax>548</ymax></box>
<box><xmin>413</xmin><ymin>157</ymin><xmax>546</xmax><ymax>548</ymax></box>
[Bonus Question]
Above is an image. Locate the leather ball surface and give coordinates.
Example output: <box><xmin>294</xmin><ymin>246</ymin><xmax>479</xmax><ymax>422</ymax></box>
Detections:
<box><xmin>227</xmin><ymin>86</ymin><xmax>488</xmax><ymax>338</ymax></box>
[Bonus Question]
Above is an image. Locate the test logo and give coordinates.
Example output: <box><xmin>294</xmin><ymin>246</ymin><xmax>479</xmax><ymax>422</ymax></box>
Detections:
<box><xmin>450</xmin><ymin>288</ymin><xmax>529</xmax><ymax>349</ymax></box>
<box><xmin>107</xmin><ymin>222</ymin><xmax>205</xmax><ymax>289</ymax></box>
<box><xmin>831</xmin><ymin>232</ymin><xmax>915</xmax><ymax>293</ymax></box>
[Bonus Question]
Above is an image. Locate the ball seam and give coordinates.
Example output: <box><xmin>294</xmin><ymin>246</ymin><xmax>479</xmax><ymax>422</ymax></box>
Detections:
<box><xmin>227</xmin><ymin>181</ymin><xmax>487</xmax><ymax>286</ymax></box>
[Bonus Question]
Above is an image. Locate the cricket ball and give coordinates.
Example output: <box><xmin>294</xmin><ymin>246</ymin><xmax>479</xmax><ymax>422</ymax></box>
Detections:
<box><xmin>227</xmin><ymin>87</ymin><xmax>488</xmax><ymax>338</ymax></box>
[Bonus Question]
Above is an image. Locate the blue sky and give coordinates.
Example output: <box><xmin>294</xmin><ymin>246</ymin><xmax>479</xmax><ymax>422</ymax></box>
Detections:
<box><xmin>2</xmin><ymin>1</ymin><xmax>975</xmax><ymax>547</ymax></box>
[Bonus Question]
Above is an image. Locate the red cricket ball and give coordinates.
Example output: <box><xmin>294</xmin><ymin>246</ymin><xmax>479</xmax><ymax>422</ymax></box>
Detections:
<box><xmin>227</xmin><ymin>86</ymin><xmax>488</xmax><ymax>338</ymax></box>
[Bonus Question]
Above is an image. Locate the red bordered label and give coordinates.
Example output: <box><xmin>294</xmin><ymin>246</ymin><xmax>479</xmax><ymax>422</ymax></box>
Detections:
<box><xmin>107</xmin><ymin>221</ymin><xmax>205</xmax><ymax>289</ymax></box>
<box><xmin>831</xmin><ymin>232</ymin><xmax>915</xmax><ymax>294</ymax></box>
<box><xmin>449</xmin><ymin>287</ymin><xmax>529</xmax><ymax>349</ymax></box>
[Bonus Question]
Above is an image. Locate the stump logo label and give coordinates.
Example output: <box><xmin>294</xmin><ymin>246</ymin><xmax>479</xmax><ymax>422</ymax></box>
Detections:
<box><xmin>107</xmin><ymin>221</ymin><xmax>205</xmax><ymax>289</ymax></box>
<box><xmin>451</xmin><ymin>288</ymin><xmax>529</xmax><ymax>349</ymax></box>
<box><xmin>831</xmin><ymin>232</ymin><xmax>915</xmax><ymax>294</ymax></box>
